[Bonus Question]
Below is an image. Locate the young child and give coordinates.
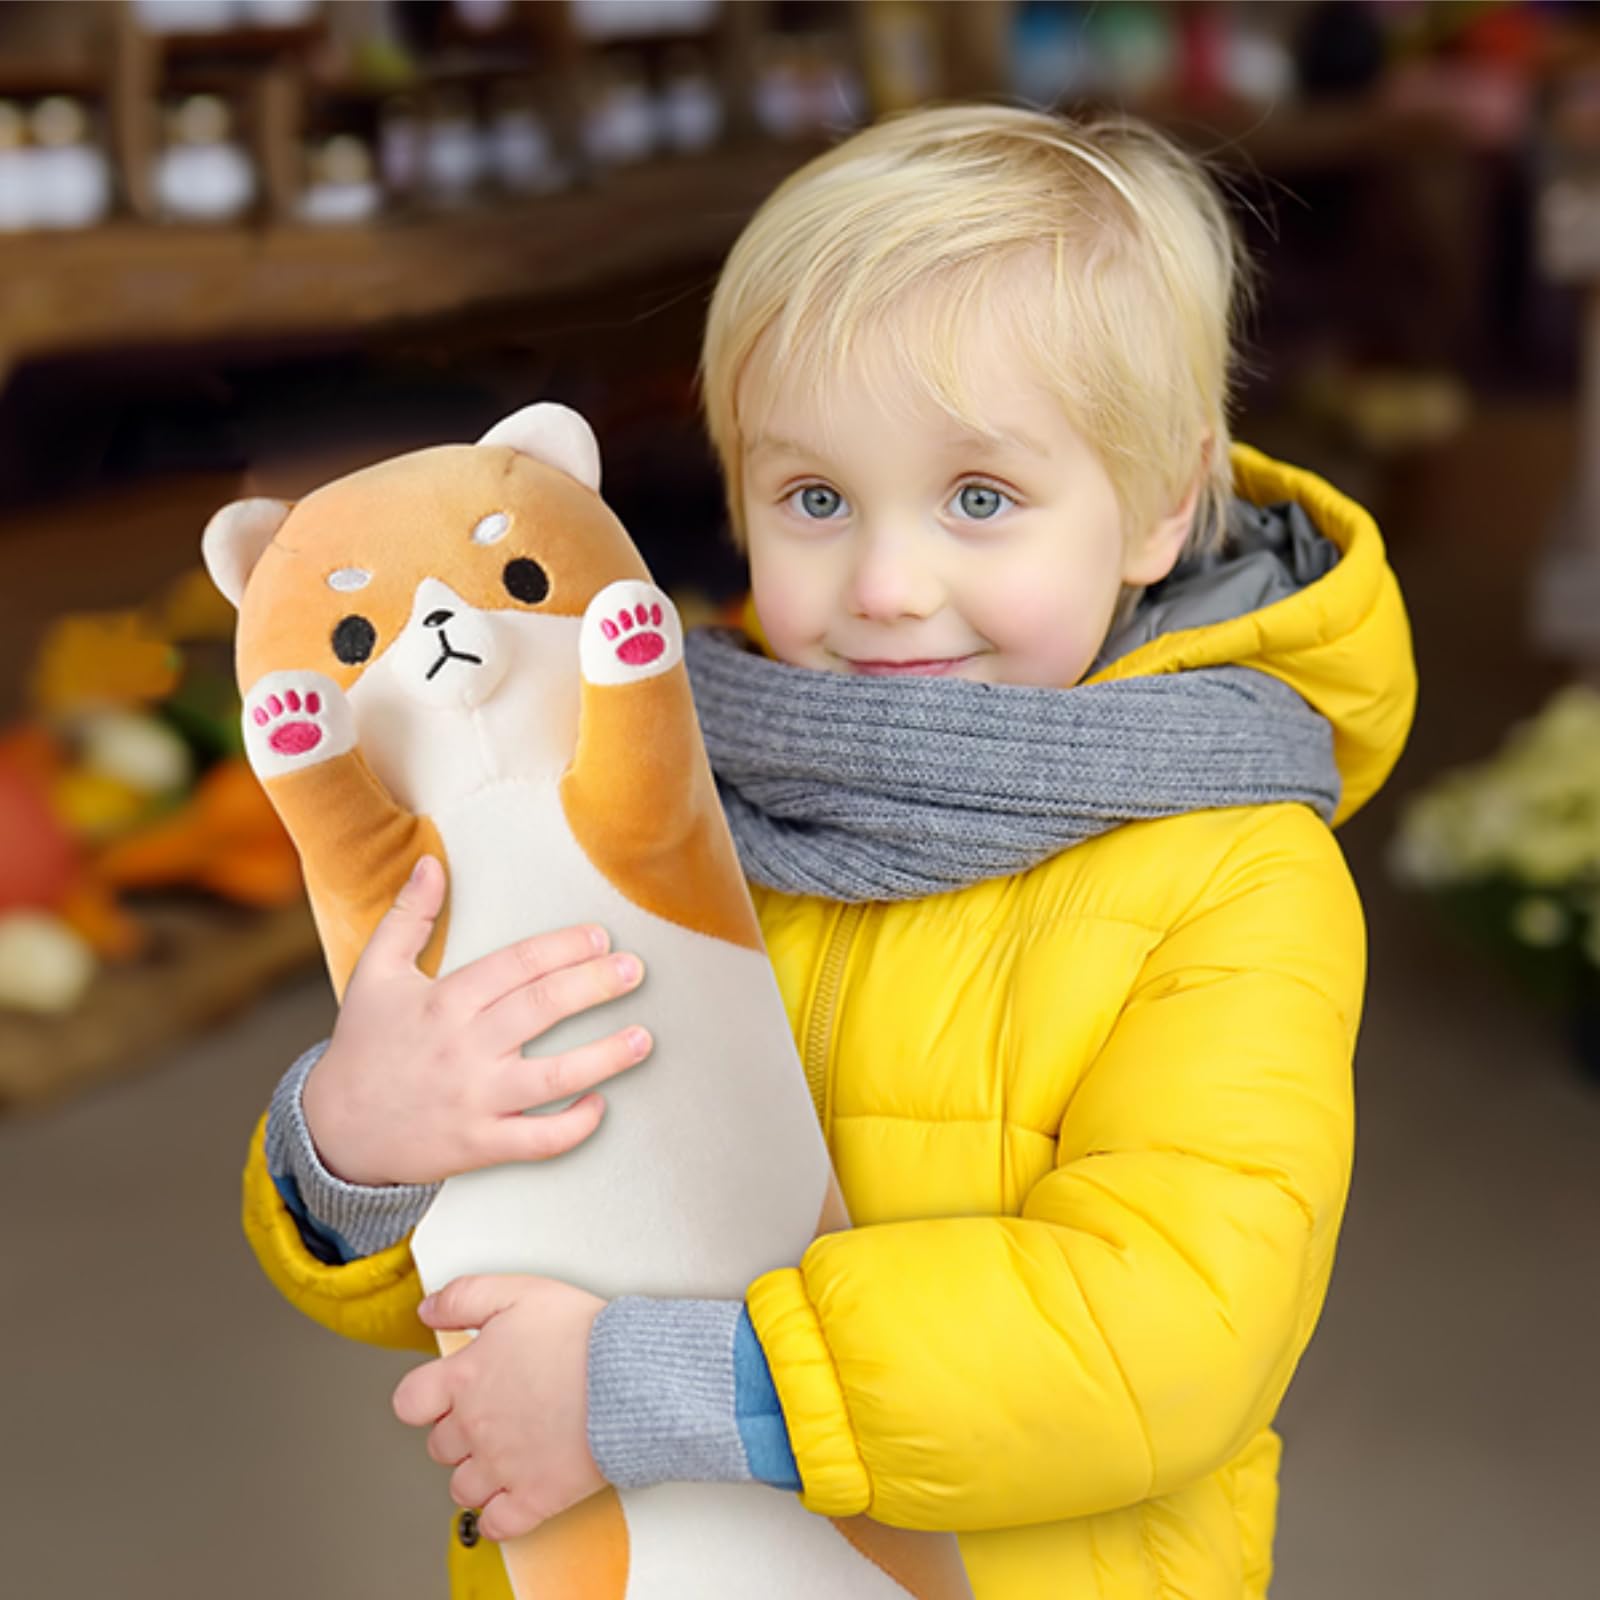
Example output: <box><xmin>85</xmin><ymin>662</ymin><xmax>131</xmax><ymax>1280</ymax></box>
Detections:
<box><xmin>246</xmin><ymin>105</ymin><xmax>1415</xmax><ymax>1599</ymax></box>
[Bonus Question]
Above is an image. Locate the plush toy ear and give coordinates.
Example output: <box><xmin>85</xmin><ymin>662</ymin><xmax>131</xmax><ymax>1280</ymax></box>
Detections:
<box><xmin>476</xmin><ymin>403</ymin><xmax>602</xmax><ymax>493</ymax></box>
<box><xmin>202</xmin><ymin>498</ymin><xmax>291</xmax><ymax>608</ymax></box>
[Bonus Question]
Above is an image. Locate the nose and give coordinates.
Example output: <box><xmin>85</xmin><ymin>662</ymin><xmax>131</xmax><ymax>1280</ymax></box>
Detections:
<box><xmin>424</xmin><ymin>610</ymin><xmax>453</xmax><ymax>628</ymax></box>
<box><xmin>847</xmin><ymin>523</ymin><xmax>940</xmax><ymax>622</ymax></box>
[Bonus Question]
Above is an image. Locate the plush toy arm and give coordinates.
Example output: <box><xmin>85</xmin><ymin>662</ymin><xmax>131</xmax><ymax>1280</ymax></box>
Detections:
<box><xmin>562</xmin><ymin>582</ymin><xmax>762</xmax><ymax>951</ymax></box>
<box><xmin>240</xmin><ymin>670</ymin><xmax>447</xmax><ymax>989</ymax></box>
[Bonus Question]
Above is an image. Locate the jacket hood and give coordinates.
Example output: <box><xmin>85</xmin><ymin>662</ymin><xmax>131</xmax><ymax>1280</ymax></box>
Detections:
<box><xmin>737</xmin><ymin>444</ymin><xmax>1416</xmax><ymax>829</ymax></box>
<box><xmin>1085</xmin><ymin>445</ymin><xmax>1415</xmax><ymax>826</ymax></box>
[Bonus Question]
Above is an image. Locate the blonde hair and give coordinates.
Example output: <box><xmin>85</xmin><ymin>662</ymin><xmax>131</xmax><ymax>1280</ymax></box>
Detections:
<box><xmin>701</xmin><ymin>104</ymin><xmax>1249</xmax><ymax>565</ymax></box>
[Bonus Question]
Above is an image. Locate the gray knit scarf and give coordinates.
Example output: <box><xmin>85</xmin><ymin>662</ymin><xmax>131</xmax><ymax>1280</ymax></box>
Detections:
<box><xmin>682</xmin><ymin>630</ymin><xmax>1341</xmax><ymax>902</ymax></box>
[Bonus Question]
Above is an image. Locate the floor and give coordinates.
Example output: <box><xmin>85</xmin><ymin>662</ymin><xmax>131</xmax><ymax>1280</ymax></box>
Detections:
<box><xmin>3</xmin><ymin>403</ymin><xmax>1597</xmax><ymax>1597</ymax></box>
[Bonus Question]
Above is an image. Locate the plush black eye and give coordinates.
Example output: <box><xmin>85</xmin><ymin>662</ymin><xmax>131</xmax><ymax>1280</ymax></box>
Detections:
<box><xmin>502</xmin><ymin>557</ymin><xmax>549</xmax><ymax>604</ymax></box>
<box><xmin>332</xmin><ymin>614</ymin><xmax>376</xmax><ymax>664</ymax></box>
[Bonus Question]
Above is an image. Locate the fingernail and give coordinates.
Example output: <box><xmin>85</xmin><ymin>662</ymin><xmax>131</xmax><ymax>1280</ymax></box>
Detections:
<box><xmin>418</xmin><ymin>1293</ymin><xmax>435</xmax><ymax>1316</ymax></box>
<box><xmin>589</xmin><ymin>926</ymin><xmax>608</xmax><ymax>953</ymax></box>
<box><xmin>409</xmin><ymin>857</ymin><xmax>428</xmax><ymax>885</ymax></box>
<box><xmin>613</xmin><ymin>955</ymin><xmax>640</xmax><ymax>984</ymax></box>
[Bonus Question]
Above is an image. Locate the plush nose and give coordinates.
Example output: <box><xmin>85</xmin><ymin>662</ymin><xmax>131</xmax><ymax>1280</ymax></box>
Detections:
<box><xmin>394</xmin><ymin>579</ymin><xmax>507</xmax><ymax>709</ymax></box>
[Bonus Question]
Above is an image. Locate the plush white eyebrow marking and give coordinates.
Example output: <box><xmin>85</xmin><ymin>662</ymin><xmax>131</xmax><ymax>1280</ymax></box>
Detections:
<box><xmin>471</xmin><ymin>512</ymin><xmax>510</xmax><ymax>545</ymax></box>
<box><xmin>327</xmin><ymin>567</ymin><xmax>371</xmax><ymax>591</ymax></box>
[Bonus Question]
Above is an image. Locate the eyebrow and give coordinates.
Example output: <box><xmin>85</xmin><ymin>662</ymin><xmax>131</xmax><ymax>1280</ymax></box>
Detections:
<box><xmin>744</xmin><ymin>433</ymin><xmax>818</xmax><ymax>460</ymax></box>
<box><xmin>745</xmin><ymin>425</ymin><xmax>1048</xmax><ymax>461</ymax></box>
<box><xmin>959</xmin><ymin>425</ymin><xmax>1049</xmax><ymax>458</ymax></box>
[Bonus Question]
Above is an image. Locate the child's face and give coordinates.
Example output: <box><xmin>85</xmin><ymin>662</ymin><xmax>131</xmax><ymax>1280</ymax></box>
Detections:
<box><xmin>738</xmin><ymin>328</ymin><xmax>1170</xmax><ymax>689</ymax></box>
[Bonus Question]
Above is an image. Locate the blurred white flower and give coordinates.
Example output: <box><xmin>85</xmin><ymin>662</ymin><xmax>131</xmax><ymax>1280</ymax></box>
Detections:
<box><xmin>1390</xmin><ymin>685</ymin><xmax>1600</xmax><ymax>891</ymax></box>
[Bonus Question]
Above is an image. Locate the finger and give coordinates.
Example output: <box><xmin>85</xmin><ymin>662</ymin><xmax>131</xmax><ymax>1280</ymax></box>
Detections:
<box><xmin>362</xmin><ymin>855</ymin><xmax>446</xmax><ymax>974</ymax></box>
<box><xmin>426</xmin><ymin>1413</ymin><xmax>472</xmax><ymax>1468</ymax></box>
<box><xmin>433</xmin><ymin>922</ymin><xmax>610</xmax><ymax>1018</ymax></box>
<box><xmin>483</xmin><ymin>1091</ymin><xmax>609</xmax><ymax>1166</ymax></box>
<box><xmin>475</xmin><ymin>951</ymin><xmax>645</xmax><ymax>1060</ymax></box>
<box><xmin>450</xmin><ymin>1458</ymin><xmax>502</xmax><ymax>1513</ymax></box>
<box><xmin>478</xmin><ymin>1489</ymin><xmax>540</xmax><ymax>1544</ymax></box>
<box><xmin>393</xmin><ymin>1357</ymin><xmax>452</xmax><ymax>1428</ymax></box>
<box><xmin>492</xmin><ymin>1025</ymin><xmax>651</xmax><ymax>1120</ymax></box>
<box><xmin>420</xmin><ymin>1274</ymin><xmax>538</xmax><ymax>1333</ymax></box>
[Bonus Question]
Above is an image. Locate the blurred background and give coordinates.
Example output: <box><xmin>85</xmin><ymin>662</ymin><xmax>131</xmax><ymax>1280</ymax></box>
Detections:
<box><xmin>2</xmin><ymin>1</ymin><xmax>1599</xmax><ymax>1595</ymax></box>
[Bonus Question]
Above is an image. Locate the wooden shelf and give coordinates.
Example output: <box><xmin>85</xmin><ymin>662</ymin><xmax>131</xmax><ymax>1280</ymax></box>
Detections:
<box><xmin>0</xmin><ymin>895</ymin><xmax>321</xmax><ymax>1116</ymax></box>
<box><xmin>0</xmin><ymin>142</ymin><xmax>810</xmax><ymax>376</ymax></box>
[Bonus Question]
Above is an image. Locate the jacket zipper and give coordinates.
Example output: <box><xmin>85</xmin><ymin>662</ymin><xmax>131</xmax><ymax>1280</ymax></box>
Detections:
<box><xmin>802</xmin><ymin>902</ymin><xmax>866</xmax><ymax>1136</ymax></box>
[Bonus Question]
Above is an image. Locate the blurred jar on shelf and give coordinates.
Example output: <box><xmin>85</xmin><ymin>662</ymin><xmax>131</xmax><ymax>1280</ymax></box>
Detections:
<box><xmin>0</xmin><ymin>101</ymin><xmax>33</xmax><ymax>232</ymax></box>
<box><xmin>660</xmin><ymin>47</ymin><xmax>722</xmax><ymax>154</ymax></box>
<box><xmin>584</xmin><ymin>55</ymin><xmax>658</xmax><ymax>166</ymax></box>
<box><xmin>570</xmin><ymin>0</ymin><xmax>722</xmax><ymax>41</ymax></box>
<box><xmin>377</xmin><ymin>94</ymin><xmax>422</xmax><ymax>200</ymax></box>
<box><xmin>753</xmin><ymin>39</ymin><xmax>807</xmax><ymax>141</ymax></box>
<box><xmin>488</xmin><ymin>83</ymin><xmax>567</xmax><ymax>195</ymax></box>
<box><xmin>154</xmin><ymin>95</ymin><xmax>256</xmax><ymax>222</ymax></box>
<box><xmin>0</xmin><ymin>98</ymin><xmax>113</xmax><ymax>233</ymax></box>
<box><xmin>452</xmin><ymin>0</ymin><xmax>516</xmax><ymax>31</ymax></box>
<box><xmin>298</xmin><ymin>133</ymin><xmax>382</xmax><ymax>224</ymax></box>
<box><xmin>133</xmin><ymin>0</ymin><xmax>238</xmax><ymax>32</ymax></box>
<box><xmin>755</xmin><ymin>37</ymin><xmax>865</xmax><ymax>141</ymax></box>
<box><xmin>421</xmin><ymin>90</ymin><xmax>488</xmax><ymax>206</ymax></box>
<box><xmin>239</xmin><ymin>0</ymin><xmax>323</xmax><ymax>23</ymax></box>
<box><xmin>29</xmin><ymin>97</ymin><xmax>113</xmax><ymax>230</ymax></box>
<box><xmin>133</xmin><ymin>0</ymin><xmax>322</xmax><ymax>31</ymax></box>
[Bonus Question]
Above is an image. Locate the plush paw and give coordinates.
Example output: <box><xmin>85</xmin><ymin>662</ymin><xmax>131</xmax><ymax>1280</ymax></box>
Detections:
<box><xmin>241</xmin><ymin>670</ymin><xmax>356</xmax><ymax>780</ymax></box>
<box><xmin>579</xmin><ymin>581</ymin><xmax>682</xmax><ymax>687</ymax></box>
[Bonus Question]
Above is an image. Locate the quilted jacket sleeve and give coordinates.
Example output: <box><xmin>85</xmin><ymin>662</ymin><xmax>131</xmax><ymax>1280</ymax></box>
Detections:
<box><xmin>745</xmin><ymin>804</ymin><xmax>1365</xmax><ymax>1530</ymax></box>
<box><xmin>242</xmin><ymin>1111</ymin><xmax>434</xmax><ymax>1353</ymax></box>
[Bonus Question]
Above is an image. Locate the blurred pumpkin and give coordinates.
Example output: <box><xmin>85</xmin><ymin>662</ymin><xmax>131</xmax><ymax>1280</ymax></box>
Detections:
<box><xmin>97</xmin><ymin>757</ymin><xmax>303</xmax><ymax>908</ymax></box>
<box><xmin>0</xmin><ymin>728</ymin><xmax>77</xmax><ymax>910</ymax></box>
<box><xmin>30</xmin><ymin>610</ymin><xmax>180</xmax><ymax>715</ymax></box>
<box><xmin>0</xmin><ymin>726</ymin><xmax>141</xmax><ymax>960</ymax></box>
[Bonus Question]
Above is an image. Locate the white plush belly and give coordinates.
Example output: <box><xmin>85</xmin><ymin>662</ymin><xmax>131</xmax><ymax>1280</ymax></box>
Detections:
<box><xmin>619</xmin><ymin>1484</ymin><xmax>915</xmax><ymax>1600</ymax></box>
<box><xmin>411</xmin><ymin>779</ymin><xmax>833</xmax><ymax>1300</ymax></box>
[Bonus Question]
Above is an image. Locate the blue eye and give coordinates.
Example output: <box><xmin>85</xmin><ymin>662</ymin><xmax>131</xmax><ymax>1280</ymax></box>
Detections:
<box><xmin>952</xmin><ymin>483</ymin><xmax>1012</xmax><ymax>520</ymax></box>
<box><xmin>794</xmin><ymin>484</ymin><xmax>846</xmax><ymax>520</ymax></box>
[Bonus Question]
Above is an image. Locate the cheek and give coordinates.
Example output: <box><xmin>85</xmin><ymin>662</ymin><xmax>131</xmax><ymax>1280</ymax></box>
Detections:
<box><xmin>748</xmin><ymin>540</ymin><xmax>829</xmax><ymax>648</ymax></box>
<box><xmin>966</xmin><ymin>546</ymin><xmax>1119</xmax><ymax>676</ymax></box>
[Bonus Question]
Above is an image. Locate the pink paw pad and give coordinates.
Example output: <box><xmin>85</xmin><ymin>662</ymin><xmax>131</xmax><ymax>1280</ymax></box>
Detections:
<box><xmin>252</xmin><ymin>687</ymin><xmax>325</xmax><ymax>756</ymax></box>
<box><xmin>599</xmin><ymin>601</ymin><xmax>665</xmax><ymax>666</ymax></box>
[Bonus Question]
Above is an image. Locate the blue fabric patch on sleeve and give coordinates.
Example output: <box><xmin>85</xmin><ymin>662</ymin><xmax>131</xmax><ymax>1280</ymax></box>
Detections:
<box><xmin>733</xmin><ymin>1307</ymin><xmax>801</xmax><ymax>1490</ymax></box>
<box><xmin>271</xmin><ymin>1170</ymin><xmax>360</xmax><ymax>1266</ymax></box>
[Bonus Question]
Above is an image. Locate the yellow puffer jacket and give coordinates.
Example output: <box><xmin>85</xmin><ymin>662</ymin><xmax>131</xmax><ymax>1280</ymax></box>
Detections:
<box><xmin>242</xmin><ymin>446</ymin><xmax>1415</xmax><ymax>1599</ymax></box>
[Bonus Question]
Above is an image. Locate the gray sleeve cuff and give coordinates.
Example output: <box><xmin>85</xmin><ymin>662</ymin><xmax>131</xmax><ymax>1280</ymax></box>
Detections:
<box><xmin>586</xmin><ymin>1296</ymin><xmax>753</xmax><ymax>1489</ymax></box>
<box><xmin>264</xmin><ymin>1040</ymin><xmax>440</xmax><ymax>1260</ymax></box>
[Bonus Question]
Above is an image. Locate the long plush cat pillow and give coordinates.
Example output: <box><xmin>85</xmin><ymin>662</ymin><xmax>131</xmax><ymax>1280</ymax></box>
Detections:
<box><xmin>203</xmin><ymin>405</ymin><xmax>972</xmax><ymax>1600</ymax></box>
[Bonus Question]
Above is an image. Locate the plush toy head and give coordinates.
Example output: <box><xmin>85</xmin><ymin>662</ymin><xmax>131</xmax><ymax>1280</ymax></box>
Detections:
<box><xmin>199</xmin><ymin>403</ymin><xmax>706</xmax><ymax>995</ymax></box>
<box><xmin>208</xmin><ymin>406</ymin><xmax>645</xmax><ymax>714</ymax></box>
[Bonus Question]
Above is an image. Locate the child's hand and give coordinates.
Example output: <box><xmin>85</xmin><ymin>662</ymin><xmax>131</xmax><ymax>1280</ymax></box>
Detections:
<box><xmin>394</xmin><ymin>1275</ymin><xmax>608</xmax><ymax>1541</ymax></box>
<box><xmin>302</xmin><ymin>855</ymin><xmax>650</xmax><ymax>1187</ymax></box>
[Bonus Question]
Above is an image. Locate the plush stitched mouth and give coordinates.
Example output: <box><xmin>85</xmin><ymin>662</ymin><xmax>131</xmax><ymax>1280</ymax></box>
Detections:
<box><xmin>426</xmin><ymin>630</ymin><xmax>484</xmax><ymax>681</ymax></box>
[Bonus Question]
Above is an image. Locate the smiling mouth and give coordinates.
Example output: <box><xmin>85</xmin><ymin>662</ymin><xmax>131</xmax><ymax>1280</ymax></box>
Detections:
<box><xmin>846</xmin><ymin>656</ymin><xmax>974</xmax><ymax>677</ymax></box>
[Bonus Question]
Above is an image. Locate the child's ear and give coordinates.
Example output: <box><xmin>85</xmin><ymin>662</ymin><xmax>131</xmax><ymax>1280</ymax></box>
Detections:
<box><xmin>477</xmin><ymin>403</ymin><xmax>602</xmax><ymax>492</ymax></box>
<box><xmin>1121</xmin><ymin>449</ymin><xmax>1209</xmax><ymax>587</ymax></box>
<box><xmin>202</xmin><ymin>498</ymin><xmax>292</xmax><ymax>608</ymax></box>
